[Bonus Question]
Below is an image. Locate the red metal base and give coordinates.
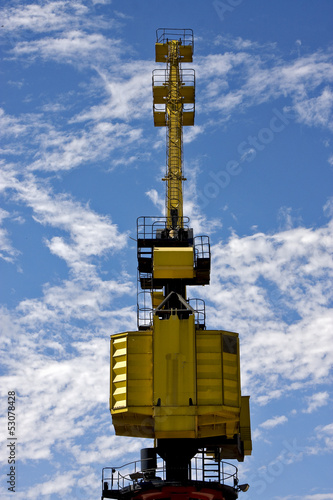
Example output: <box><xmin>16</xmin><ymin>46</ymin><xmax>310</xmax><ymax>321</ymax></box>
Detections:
<box><xmin>134</xmin><ymin>485</ymin><xmax>237</xmax><ymax>500</ymax></box>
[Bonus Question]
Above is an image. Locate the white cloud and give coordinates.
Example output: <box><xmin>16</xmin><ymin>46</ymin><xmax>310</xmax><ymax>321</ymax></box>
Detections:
<box><xmin>30</xmin><ymin>121</ymin><xmax>143</xmax><ymax>172</ymax></box>
<box><xmin>1</xmin><ymin>1</ymin><xmax>88</xmax><ymax>33</ymax></box>
<box><xmin>0</xmin><ymin>208</ymin><xmax>20</xmax><ymax>263</ymax></box>
<box><xmin>284</xmin><ymin>494</ymin><xmax>333</xmax><ymax>500</ymax></box>
<box><xmin>277</xmin><ymin>206</ymin><xmax>303</xmax><ymax>230</ymax></box>
<box><xmin>314</xmin><ymin>423</ymin><xmax>333</xmax><ymax>452</ymax></box>
<box><xmin>1</xmin><ymin>0</ymin><xmax>113</xmax><ymax>38</ymax></box>
<box><xmin>0</xmin><ymin>105</ymin><xmax>145</xmax><ymax>173</ymax></box>
<box><xmin>303</xmin><ymin>392</ymin><xmax>329</xmax><ymax>414</ymax></box>
<box><xmin>0</xmin><ymin>169</ymin><xmax>134</xmax><ymax>330</ymax></box>
<box><xmin>259</xmin><ymin>415</ymin><xmax>288</xmax><ymax>429</ymax></box>
<box><xmin>197</xmin><ymin>218</ymin><xmax>333</xmax><ymax>400</ymax></box>
<box><xmin>12</xmin><ymin>30</ymin><xmax>123</xmax><ymax>65</ymax></box>
<box><xmin>0</xmin><ymin>108</ymin><xmax>30</xmax><ymax>137</ymax></box>
<box><xmin>183</xmin><ymin>125</ymin><xmax>205</xmax><ymax>144</ymax></box>
<box><xmin>9</xmin><ymin>174</ymin><xmax>128</xmax><ymax>265</ymax></box>
<box><xmin>146</xmin><ymin>188</ymin><xmax>165</xmax><ymax>214</ymax></box>
<box><xmin>71</xmin><ymin>434</ymin><xmax>150</xmax><ymax>465</ymax></box>
<box><xmin>196</xmin><ymin>49</ymin><xmax>333</xmax><ymax>132</ymax></box>
<box><xmin>72</xmin><ymin>63</ymin><xmax>154</xmax><ymax>123</ymax></box>
<box><xmin>294</xmin><ymin>87</ymin><xmax>333</xmax><ymax>131</ymax></box>
<box><xmin>323</xmin><ymin>197</ymin><xmax>333</xmax><ymax>217</ymax></box>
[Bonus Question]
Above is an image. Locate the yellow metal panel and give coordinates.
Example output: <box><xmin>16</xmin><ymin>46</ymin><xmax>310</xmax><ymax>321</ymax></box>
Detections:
<box><xmin>112</xmin><ymin>411</ymin><xmax>155</xmax><ymax>438</ymax></box>
<box><xmin>111</xmin><ymin>334</ymin><xmax>127</xmax><ymax>410</ymax></box>
<box><xmin>128</xmin><ymin>380</ymin><xmax>152</xmax><ymax>406</ymax></box>
<box><xmin>153</xmin><ymin>86</ymin><xmax>168</xmax><ymax>104</ymax></box>
<box><xmin>155</xmin><ymin>43</ymin><xmax>168</xmax><ymax>62</ymax></box>
<box><xmin>183</xmin><ymin>111</ymin><xmax>195</xmax><ymax>126</ymax></box>
<box><xmin>154</xmin><ymin>406</ymin><xmax>196</xmax><ymax>438</ymax></box>
<box><xmin>127</xmin><ymin>332</ymin><xmax>153</xmax><ymax>407</ymax></box>
<box><xmin>110</xmin><ymin>326</ymin><xmax>248</xmax><ymax>447</ymax></box>
<box><xmin>153</xmin><ymin>247</ymin><xmax>194</xmax><ymax>279</ymax></box>
<box><xmin>153</xmin><ymin>111</ymin><xmax>167</xmax><ymax>127</ymax></box>
<box><xmin>179</xmin><ymin>44</ymin><xmax>193</xmax><ymax>62</ymax></box>
<box><xmin>222</xmin><ymin>335</ymin><xmax>241</xmax><ymax>408</ymax></box>
<box><xmin>155</xmin><ymin>43</ymin><xmax>193</xmax><ymax>63</ymax></box>
<box><xmin>180</xmin><ymin>86</ymin><xmax>195</xmax><ymax>103</ymax></box>
<box><xmin>196</xmin><ymin>330</ymin><xmax>241</xmax><ymax>409</ymax></box>
<box><xmin>151</xmin><ymin>291</ymin><xmax>164</xmax><ymax>309</ymax></box>
<box><xmin>154</xmin><ymin>86</ymin><xmax>194</xmax><ymax>105</ymax></box>
<box><xmin>196</xmin><ymin>333</ymin><xmax>222</xmax><ymax>406</ymax></box>
<box><xmin>110</xmin><ymin>331</ymin><xmax>154</xmax><ymax>437</ymax></box>
<box><xmin>153</xmin><ymin>314</ymin><xmax>196</xmax><ymax>407</ymax></box>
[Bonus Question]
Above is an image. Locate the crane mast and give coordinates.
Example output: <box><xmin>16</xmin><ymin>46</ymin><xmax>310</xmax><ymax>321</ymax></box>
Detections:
<box><xmin>102</xmin><ymin>29</ymin><xmax>252</xmax><ymax>500</ymax></box>
<box><xmin>165</xmin><ymin>39</ymin><xmax>184</xmax><ymax>230</ymax></box>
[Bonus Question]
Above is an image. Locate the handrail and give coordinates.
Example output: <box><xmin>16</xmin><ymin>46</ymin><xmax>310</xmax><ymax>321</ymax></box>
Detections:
<box><xmin>156</xmin><ymin>28</ymin><xmax>194</xmax><ymax>48</ymax></box>
<box><xmin>102</xmin><ymin>454</ymin><xmax>238</xmax><ymax>493</ymax></box>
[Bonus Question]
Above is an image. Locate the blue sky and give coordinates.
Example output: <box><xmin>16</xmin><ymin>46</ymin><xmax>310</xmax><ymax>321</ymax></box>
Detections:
<box><xmin>0</xmin><ymin>0</ymin><xmax>332</xmax><ymax>499</ymax></box>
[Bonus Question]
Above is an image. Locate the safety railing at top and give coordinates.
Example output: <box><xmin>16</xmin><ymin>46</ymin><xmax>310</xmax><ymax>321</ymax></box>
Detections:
<box><xmin>156</xmin><ymin>28</ymin><xmax>194</xmax><ymax>48</ymax></box>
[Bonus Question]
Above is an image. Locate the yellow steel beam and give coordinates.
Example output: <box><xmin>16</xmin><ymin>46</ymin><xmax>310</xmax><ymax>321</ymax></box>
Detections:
<box><xmin>165</xmin><ymin>40</ymin><xmax>183</xmax><ymax>229</ymax></box>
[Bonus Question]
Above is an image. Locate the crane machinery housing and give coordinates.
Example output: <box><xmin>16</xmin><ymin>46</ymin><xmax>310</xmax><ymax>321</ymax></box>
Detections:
<box><xmin>102</xmin><ymin>28</ymin><xmax>252</xmax><ymax>500</ymax></box>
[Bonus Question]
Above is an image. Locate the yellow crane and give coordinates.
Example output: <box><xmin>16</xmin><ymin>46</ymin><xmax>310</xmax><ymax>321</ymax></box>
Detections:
<box><xmin>102</xmin><ymin>28</ymin><xmax>252</xmax><ymax>500</ymax></box>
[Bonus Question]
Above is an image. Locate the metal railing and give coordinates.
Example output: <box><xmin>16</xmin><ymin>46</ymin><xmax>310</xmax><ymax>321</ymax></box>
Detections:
<box><xmin>102</xmin><ymin>452</ymin><xmax>238</xmax><ymax>491</ymax></box>
<box><xmin>194</xmin><ymin>235</ymin><xmax>210</xmax><ymax>261</ymax></box>
<box><xmin>153</xmin><ymin>68</ymin><xmax>195</xmax><ymax>88</ymax></box>
<box><xmin>156</xmin><ymin>28</ymin><xmax>194</xmax><ymax>48</ymax></box>
<box><xmin>137</xmin><ymin>291</ymin><xmax>205</xmax><ymax>329</ymax></box>
<box><xmin>137</xmin><ymin>216</ymin><xmax>191</xmax><ymax>241</ymax></box>
<box><xmin>102</xmin><ymin>453</ymin><xmax>238</xmax><ymax>494</ymax></box>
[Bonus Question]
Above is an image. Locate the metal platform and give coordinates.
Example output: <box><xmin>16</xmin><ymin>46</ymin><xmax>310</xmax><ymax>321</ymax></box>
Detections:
<box><xmin>102</xmin><ymin>452</ymin><xmax>243</xmax><ymax>500</ymax></box>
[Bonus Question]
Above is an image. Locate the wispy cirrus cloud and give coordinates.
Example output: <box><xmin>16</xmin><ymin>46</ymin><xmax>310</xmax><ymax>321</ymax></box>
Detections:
<box><xmin>1</xmin><ymin>170</ymin><xmax>128</xmax><ymax>268</ymax></box>
<box><xmin>1</xmin><ymin>0</ymin><xmax>112</xmax><ymax>35</ymax></box>
<box><xmin>259</xmin><ymin>415</ymin><xmax>288</xmax><ymax>429</ymax></box>
<box><xmin>0</xmin><ymin>208</ymin><xmax>20</xmax><ymax>263</ymax></box>
<box><xmin>11</xmin><ymin>30</ymin><xmax>124</xmax><ymax>65</ymax></box>
<box><xmin>303</xmin><ymin>391</ymin><xmax>329</xmax><ymax>414</ymax></box>
<box><xmin>196</xmin><ymin>46</ymin><xmax>333</xmax><ymax>132</ymax></box>
<box><xmin>71</xmin><ymin>63</ymin><xmax>154</xmax><ymax>123</ymax></box>
<box><xmin>198</xmin><ymin>216</ymin><xmax>333</xmax><ymax>401</ymax></box>
<box><xmin>29</xmin><ymin>121</ymin><xmax>144</xmax><ymax>172</ymax></box>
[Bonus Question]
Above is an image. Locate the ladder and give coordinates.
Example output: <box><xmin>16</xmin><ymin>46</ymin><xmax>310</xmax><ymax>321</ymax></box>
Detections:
<box><xmin>202</xmin><ymin>451</ymin><xmax>221</xmax><ymax>482</ymax></box>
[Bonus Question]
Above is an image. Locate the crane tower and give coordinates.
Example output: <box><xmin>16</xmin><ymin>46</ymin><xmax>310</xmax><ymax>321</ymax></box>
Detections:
<box><xmin>102</xmin><ymin>29</ymin><xmax>252</xmax><ymax>500</ymax></box>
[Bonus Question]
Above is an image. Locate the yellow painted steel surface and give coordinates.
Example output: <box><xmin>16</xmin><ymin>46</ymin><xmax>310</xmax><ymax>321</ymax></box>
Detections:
<box><xmin>153</xmin><ymin>247</ymin><xmax>195</xmax><ymax>279</ymax></box>
<box><xmin>196</xmin><ymin>330</ymin><xmax>241</xmax><ymax>440</ymax></box>
<box><xmin>151</xmin><ymin>291</ymin><xmax>164</xmax><ymax>309</ymax></box>
<box><xmin>110</xmin><ymin>321</ymin><xmax>251</xmax><ymax>445</ymax></box>
<box><xmin>153</xmin><ymin>314</ymin><xmax>196</xmax><ymax>438</ymax></box>
<box><xmin>155</xmin><ymin>43</ymin><xmax>193</xmax><ymax>63</ymax></box>
<box><xmin>153</xmin><ymin>40</ymin><xmax>195</xmax><ymax>228</ymax></box>
<box><xmin>166</xmin><ymin>40</ymin><xmax>183</xmax><ymax>227</ymax></box>
<box><xmin>111</xmin><ymin>331</ymin><xmax>154</xmax><ymax>438</ymax></box>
